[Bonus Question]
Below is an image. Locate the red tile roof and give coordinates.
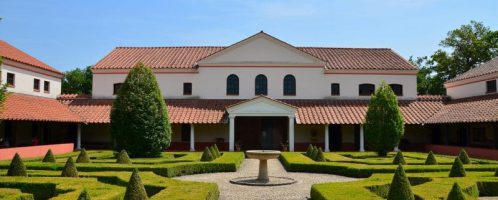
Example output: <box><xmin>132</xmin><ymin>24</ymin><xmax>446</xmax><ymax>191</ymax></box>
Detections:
<box><xmin>92</xmin><ymin>46</ymin><xmax>417</xmax><ymax>71</ymax></box>
<box><xmin>0</xmin><ymin>40</ymin><xmax>62</xmax><ymax>75</ymax></box>
<box><xmin>446</xmin><ymin>57</ymin><xmax>498</xmax><ymax>83</ymax></box>
<box><xmin>426</xmin><ymin>93</ymin><xmax>498</xmax><ymax>124</ymax></box>
<box><xmin>0</xmin><ymin>93</ymin><xmax>82</xmax><ymax>122</ymax></box>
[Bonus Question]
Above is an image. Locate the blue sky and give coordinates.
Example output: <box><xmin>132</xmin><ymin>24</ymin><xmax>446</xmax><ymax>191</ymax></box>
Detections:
<box><xmin>1</xmin><ymin>0</ymin><xmax>497</xmax><ymax>72</ymax></box>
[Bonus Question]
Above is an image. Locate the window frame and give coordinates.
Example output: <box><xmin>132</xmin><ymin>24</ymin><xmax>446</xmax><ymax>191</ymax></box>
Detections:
<box><xmin>6</xmin><ymin>73</ymin><xmax>15</xmax><ymax>88</ymax></box>
<box><xmin>359</xmin><ymin>83</ymin><xmax>375</xmax><ymax>96</ymax></box>
<box><xmin>283</xmin><ymin>74</ymin><xmax>296</xmax><ymax>96</ymax></box>
<box><xmin>226</xmin><ymin>74</ymin><xmax>239</xmax><ymax>95</ymax></box>
<box><xmin>183</xmin><ymin>82</ymin><xmax>192</xmax><ymax>95</ymax></box>
<box><xmin>331</xmin><ymin>83</ymin><xmax>340</xmax><ymax>96</ymax></box>
<box><xmin>33</xmin><ymin>78</ymin><xmax>40</xmax><ymax>92</ymax></box>
<box><xmin>43</xmin><ymin>81</ymin><xmax>50</xmax><ymax>93</ymax></box>
<box><xmin>255</xmin><ymin>74</ymin><xmax>268</xmax><ymax>95</ymax></box>
<box><xmin>389</xmin><ymin>84</ymin><xmax>403</xmax><ymax>96</ymax></box>
<box><xmin>113</xmin><ymin>83</ymin><xmax>123</xmax><ymax>95</ymax></box>
<box><xmin>486</xmin><ymin>80</ymin><xmax>497</xmax><ymax>94</ymax></box>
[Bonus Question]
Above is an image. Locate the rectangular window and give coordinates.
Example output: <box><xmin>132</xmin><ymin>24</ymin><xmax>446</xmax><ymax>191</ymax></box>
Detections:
<box><xmin>331</xmin><ymin>83</ymin><xmax>340</xmax><ymax>96</ymax></box>
<box><xmin>113</xmin><ymin>83</ymin><xmax>123</xmax><ymax>95</ymax></box>
<box><xmin>33</xmin><ymin>79</ymin><xmax>40</xmax><ymax>91</ymax></box>
<box><xmin>43</xmin><ymin>81</ymin><xmax>50</xmax><ymax>93</ymax></box>
<box><xmin>6</xmin><ymin>73</ymin><xmax>15</xmax><ymax>87</ymax></box>
<box><xmin>183</xmin><ymin>83</ymin><xmax>192</xmax><ymax>95</ymax></box>
<box><xmin>181</xmin><ymin>124</ymin><xmax>191</xmax><ymax>142</ymax></box>
<box><xmin>486</xmin><ymin>80</ymin><xmax>497</xmax><ymax>93</ymax></box>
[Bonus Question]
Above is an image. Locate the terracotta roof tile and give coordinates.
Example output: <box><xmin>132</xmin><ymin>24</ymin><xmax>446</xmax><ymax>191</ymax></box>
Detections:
<box><xmin>426</xmin><ymin>93</ymin><xmax>498</xmax><ymax>124</ymax></box>
<box><xmin>447</xmin><ymin>57</ymin><xmax>498</xmax><ymax>83</ymax></box>
<box><xmin>0</xmin><ymin>93</ymin><xmax>82</xmax><ymax>122</ymax></box>
<box><xmin>0</xmin><ymin>40</ymin><xmax>62</xmax><ymax>74</ymax></box>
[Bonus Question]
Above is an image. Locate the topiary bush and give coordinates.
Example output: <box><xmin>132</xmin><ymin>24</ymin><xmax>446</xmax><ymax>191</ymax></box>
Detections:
<box><xmin>309</xmin><ymin>146</ymin><xmax>318</xmax><ymax>161</ymax></box>
<box><xmin>124</xmin><ymin>169</ymin><xmax>148</xmax><ymax>200</ymax></box>
<box><xmin>42</xmin><ymin>149</ymin><xmax>56</xmax><ymax>163</ymax></box>
<box><xmin>201</xmin><ymin>147</ymin><xmax>214</xmax><ymax>162</ymax></box>
<box><xmin>449</xmin><ymin>157</ymin><xmax>466</xmax><ymax>177</ymax></box>
<box><xmin>213</xmin><ymin>144</ymin><xmax>221</xmax><ymax>157</ymax></box>
<box><xmin>78</xmin><ymin>188</ymin><xmax>91</xmax><ymax>200</ymax></box>
<box><xmin>7</xmin><ymin>153</ymin><xmax>27</xmax><ymax>176</ymax></box>
<box><xmin>117</xmin><ymin>150</ymin><xmax>132</xmax><ymax>164</ymax></box>
<box><xmin>209</xmin><ymin>146</ymin><xmax>218</xmax><ymax>159</ymax></box>
<box><xmin>495</xmin><ymin>168</ymin><xmax>498</xmax><ymax>177</ymax></box>
<box><xmin>458</xmin><ymin>149</ymin><xmax>471</xmax><ymax>164</ymax></box>
<box><xmin>425</xmin><ymin>151</ymin><xmax>438</xmax><ymax>165</ymax></box>
<box><xmin>447</xmin><ymin>182</ymin><xmax>466</xmax><ymax>200</ymax></box>
<box><xmin>315</xmin><ymin>147</ymin><xmax>326</xmax><ymax>162</ymax></box>
<box><xmin>110</xmin><ymin>63</ymin><xmax>171</xmax><ymax>158</ymax></box>
<box><xmin>392</xmin><ymin>151</ymin><xmax>406</xmax><ymax>165</ymax></box>
<box><xmin>61</xmin><ymin>157</ymin><xmax>79</xmax><ymax>177</ymax></box>
<box><xmin>306</xmin><ymin>144</ymin><xmax>313</xmax><ymax>156</ymax></box>
<box><xmin>387</xmin><ymin>164</ymin><xmax>414</xmax><ymax>200</ymax></box>
<box><xmin>76</xmin><ymin>148</ymin><xmax>91</xmax><ymax>163</ymax></box>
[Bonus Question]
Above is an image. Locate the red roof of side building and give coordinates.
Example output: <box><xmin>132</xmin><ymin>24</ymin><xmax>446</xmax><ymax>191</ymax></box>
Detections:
<box><xmin>426</xmin><ymin>93</ymin><xmax>498</xmax><ymax>124</ymax></box>
<box><xmin>0</xmin><ymin>93</ymin><xmax>82</xmax><ymax>122</ymax></box>
<box><xmin>446</xmin><ymin>57</ymin><xmax>498</xmax><ymax>83</ymax></box>
<box><xmin>0</xmin><ymin>40</ymin><xmax>62</xmax><ymax>75</ymax></box>
<box><xmin>92</xmin><ymin>46</ymin><xmax>417</xmax><ymax>71</ymax></box>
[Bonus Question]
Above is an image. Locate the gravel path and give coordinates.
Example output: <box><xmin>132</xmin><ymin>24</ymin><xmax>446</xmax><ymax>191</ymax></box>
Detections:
<box><xmin>175</xmin><ymin>159</ymin><xmax>358</xmax><ymax>200</ymax></box>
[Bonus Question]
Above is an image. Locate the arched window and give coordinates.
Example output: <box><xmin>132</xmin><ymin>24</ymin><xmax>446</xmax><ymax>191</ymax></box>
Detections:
<box><xmin>359</xmin><ymin>84</ymin><xmax>375</xmax><ymax>96</ymax></box>
<box><xmin>226</xmin><ymin>74</ymin><xmax>239</xmax><ymax>95</ymax></box>
<box><xmin>389</xmin><ymin>84</ymin><xmax>403</xmax><ymax>96</ymax></box>
<box><xmin>283</xmin><ymin>75</ymin><xmax>296</xmax><ymax>96</ymax></box>
<box><xmin>255</xmin><ymin>74</ymin><xmax>268</xmax><ymax>95</ymax></box>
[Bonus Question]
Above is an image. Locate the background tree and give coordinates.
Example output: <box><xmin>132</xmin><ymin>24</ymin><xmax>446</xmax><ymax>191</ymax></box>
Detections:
<box><xmin>62</xmin><ymin>66</ymin><xmax>92</xmax><ymax>94</ymax></box>
<box><xmin>364</xmin><ymin>82</ymin><xmax>405</xmax><ymax>156</ymax></box>
<box><xmin>110</xmin><ymin>63</ymin><xmax>171</xmax><ymax>158</ymax></box>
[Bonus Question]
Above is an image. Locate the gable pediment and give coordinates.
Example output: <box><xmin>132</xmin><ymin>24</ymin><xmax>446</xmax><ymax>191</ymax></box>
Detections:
<box><xmin>197</xmin><ymin>32</ymin><xmax>325</xmax><ymax>66</ymax></box>
<box><xmin>227</xmin><ymin>96</ymin><xmax>296</xmax><ymax>116</ymax></box>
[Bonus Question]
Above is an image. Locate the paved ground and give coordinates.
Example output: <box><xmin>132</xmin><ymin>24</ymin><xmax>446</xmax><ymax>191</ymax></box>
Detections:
<box><xmin>175</xmin><ymin>159</ymin><xmax>357</xmax><ymax>200</ymax></box>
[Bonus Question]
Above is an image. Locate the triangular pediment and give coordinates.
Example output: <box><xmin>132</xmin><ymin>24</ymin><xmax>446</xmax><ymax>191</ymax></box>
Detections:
<box><xmin>197</xmin><ymin>32</ymin><xmax>325</xmax><ymax>66</ymax></box>
<box><xmin>227</xmin><ymin>96</ymin><xmax>296</xmax><ymax>116</ymax></box>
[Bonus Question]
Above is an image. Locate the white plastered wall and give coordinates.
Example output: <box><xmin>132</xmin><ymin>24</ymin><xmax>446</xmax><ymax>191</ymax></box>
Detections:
<box><xmin>447</xmin><ymin>78</ymin><xmax>498</xmax><ymax>99</ymax></box>
<box><xmin>1</xmin><ymin>63</ymin><xmax>61</xmax><ymax>98</ymax></box>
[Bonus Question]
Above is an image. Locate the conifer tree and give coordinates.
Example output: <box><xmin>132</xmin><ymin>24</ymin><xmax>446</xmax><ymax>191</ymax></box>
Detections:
<box><xmin>306</xmin><ymin>144</ymin><xmax>313</xmax><ymax>156</ymax></box>
<box><xmin>213</xmin><ymin>144</ymin><xmax>222</xmax><ymax>157</ymax></box>
<box><xmin>76</xmin><ymin>148</ymin><xmax>91</xmax><ymax>163</ymax></box>
<box><xmin>61</xmin><ymin>157</ymin><xmax>78</xmax><ymax>177</ymax></box>
<box><xmin>387</xmin><ymin>165</ymin><xmax>414</xmax><ymax>200</ymax></box>
<box><xmin>392</xmin><ymin>151</ymin><xmax>407</xmax><ymax>165</ymax></box>
<box><xmin>446</xmin><ymin>182</ymin><xmax>466</xmax><ymax>200</ymax></box>
<box><xmin>315</xmin><ymin>147</ymin><xmax>326</xmax><ymax>162</ymax></box>
<box><xmin>42</xmin><ymin>149</ymin><xmax>56</xmax><ymax>163</ymax></box>
<box><xmin>117</xmin><ymin>150</ymin><xmax>132</xmax><ymax>164</ymax></box>
<box><xmin>77</xmin><ymin>188</ymin><xmax>91</xmax><ymax>200</ymax></box>
<box><xmin>7</xmin><ymin>153</ymin><xmax>27</xmax><ymax>176</ymax></box>
<box><xmin>209</xmin><ymin>146</ymin><xmax>218</xmax><ymax>159</ymax></box>
<box><xmin>200</xmin><ymin>147</ymin><xmax>214</xmax><ymax>161</ymax></box>
<box><xmin>449</xmin><ymin>157</ymin><xmax>466</xmax><ymax>177</ymax></box>
<box><xmin>424</xmin><ymin>151</ymin><xmax>438</xmax><ymax>165</ymax></box>
<box><xmin>124</xmin><ymin>169</ymin><xmax>148</xmax><ymax>200</ymax></box>
<box><xmin>309</xmin><ymin>146</ymin><xmax>318</xmax><ymax>160</ymax></box>
<box><xmin>458</xmin><ymin>149</ymin><xmax>471</xmax><ymax>164</ymax></box>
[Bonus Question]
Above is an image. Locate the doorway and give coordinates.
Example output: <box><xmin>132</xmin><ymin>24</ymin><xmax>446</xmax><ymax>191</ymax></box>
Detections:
<box><xmin>235</xmin><ymin>117</ymin><xmax>287</xmax><ymax>150</ymax></box>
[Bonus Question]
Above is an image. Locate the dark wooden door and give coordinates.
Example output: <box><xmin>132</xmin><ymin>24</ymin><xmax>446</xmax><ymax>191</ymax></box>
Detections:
<box><xmin>329</xmin><ymin>124</ymin><xmax>342</xmax><ymax>150</ymax></box>
<box><xmin>235</xmin><ymin>117</ymin><xmax>287</xmax><ymax>150</ymax></box>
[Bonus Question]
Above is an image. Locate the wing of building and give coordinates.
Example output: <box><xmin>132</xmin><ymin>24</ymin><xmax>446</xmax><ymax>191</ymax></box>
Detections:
<box><xmin>1</xmin><ymin>32</ymin><xmax>498</xmax><ymax>159</ymax></box>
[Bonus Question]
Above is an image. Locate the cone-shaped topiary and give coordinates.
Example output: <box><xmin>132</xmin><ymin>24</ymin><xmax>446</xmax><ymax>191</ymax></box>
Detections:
<box><xmin>306</xmin><ymin>144</ymin><xmax>313</xmax><ymax>156</ymax></box>
<box><xmin>495</xmin><ymin>168</ymin><xmax>498</xmax><ymax>177</ymax></box>
<box><xmin>200</xmin><ymin>147</ymin><xmax>214</xmax><ymax>162</ymax></box>
<box><xmin>42</xmin><ymin>149</ymin><xmax>56</xmax><ymax>163</ymax></box>
<box><xmin>449</xmin><ymin>157</ymin><xmax>466</xmax><ymax>177</ymax></box>
<box><xmin>315</xmin><ymin>147</ymin><xmax>326</xmax><ymax>162</ymax></box>
<box><xmin>392</xmin><ymin>151</ymin><xmax>407</xmax><ymax>165</ymax></box>
<box><xmin>387</xmin><ymin>164</ymin><xmax>414</xmax><ymax>200</ymax></box>
<box><xmin>309</xmin><ymin>146</ymin><xmax>318</xmax><ymax>160</ymax></box>
<box><xmin>117</xmin><ymin>150</ymin><xmax>132</xmax><ymax>164</ymax></box>
<box><xmin>209</xmin><ymin>146</ymin><xmax>218</xmax><ymax>159</ymax></box>
<box><xmin>61</xmin><ymin>157</ymin><xmax>78</xmax><ymax>177</ymax></box>
<box><xmin>124</xmin><ymin>169</ymin><xmax>148</xmax><ymax>200</ymax></box>
<box><xmin>76</xmin><ymin>148</ymin><xmax>91</xmax><ymax>163</ymax></box>
<box><xmin>213</xmin><ymin>144</ymin><xmax>222</xmax><ymax>157</ymax></box>
<box><xmin>425</xmin><ymin>151</ymin><xmax>438</xmax><ymax>165</ymax></box>
<box><xmin>447</xmin><ymin>182</ymin><xmax>466</xmax><ymax>200</ymax></box>
<box><xmin>7</xmin><ymin>153</ymin><xmax>27</xmax><ymax>176</ymax></box>
<box><xmin>458</xmin><ymin>149</ymin><xmax>471</xmax><ymax>164</ymax></box>
<box><xmin>77</xmin><ymin>188</ymin><xmax>91</xmax><ymax>200</ymax></box>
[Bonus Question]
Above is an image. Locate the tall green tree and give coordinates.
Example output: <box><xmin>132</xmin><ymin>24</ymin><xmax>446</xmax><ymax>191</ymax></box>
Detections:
<box><xmin>364</xmin><ymin>82</ymin><xmax>405</xmax><ymax>156</ymax></box>
<box><xmin>0</xmin><ymin>56</ymin><xmax>8</xmax><ymax>114</ymax></box>
<box><xmin>62</xmin><ymin>66</ymin><xmax>92</xmax><ymax>94</ymax></box>
<box><xmin>110</xmin><ymin>63</ymin><xmax>171</xmax><ymax>158</ymax></box>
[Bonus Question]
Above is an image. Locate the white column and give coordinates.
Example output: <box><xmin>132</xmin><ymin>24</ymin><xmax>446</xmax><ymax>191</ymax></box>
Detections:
<box><xmin>324</xmin><ymin>125</ymin><xmax>330</xmax><ymax>152</ymax></box>
<box><xmin>190</xmin><ymin>124</ymin><xmax>195</xmax><ymax>151</ymax></box>
<box><xmin>359</xmin><ymin>125</ymin><xmax>365</xmax><ymax>152</ymax></box>
<box><xmin>229</xmin><ymin>116</ymin><xmax>235</xmax><ymax>151</ymax></box>
<box><xmin>288</xmin><ymin>116</ymin><xmax>295</xmax><ymax>151</ymax></box>
<box><xmin>76</xmin><ymin>124</ymin><xmax>82</xmax><ymax>150</ymax></box>
<box><xmin>394</xmin><ymin>146</ymin><xmax>399</xmax><ymax>152</ymax></box>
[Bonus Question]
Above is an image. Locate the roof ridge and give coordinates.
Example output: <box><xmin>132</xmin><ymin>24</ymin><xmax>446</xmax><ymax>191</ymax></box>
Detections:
<box><xmin>297</xmin><ymin>47</ymin><xmax>392</xmax><ymax>50</ymax></box>
<box><xmin>115</xmin><ymin>46</ymin><xmax>226</xmax><ymax>49</ymax></box>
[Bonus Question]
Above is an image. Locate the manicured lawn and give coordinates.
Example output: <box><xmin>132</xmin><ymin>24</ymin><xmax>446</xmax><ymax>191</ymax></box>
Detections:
<box><xmin>0</xmin><ymin>150</ymin><xmax>244</xmax><ymax>200</ymax></box>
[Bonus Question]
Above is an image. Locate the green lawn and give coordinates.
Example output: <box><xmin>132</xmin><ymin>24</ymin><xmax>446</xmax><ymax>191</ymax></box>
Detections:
<box><xmin>0</xmin><ymin>150</ymin><xmax>244</xmax><ymax>200</ymax></box>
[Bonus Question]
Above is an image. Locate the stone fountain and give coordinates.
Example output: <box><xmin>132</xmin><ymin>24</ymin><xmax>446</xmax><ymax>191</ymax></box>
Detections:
<box><xmin>229</xmin><ymin>150</ymin><xmax>296</xmax><ymax>186</ymax></box>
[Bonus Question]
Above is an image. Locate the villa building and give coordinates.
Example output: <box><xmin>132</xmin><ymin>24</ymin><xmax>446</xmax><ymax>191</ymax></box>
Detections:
<box><xmin>0</xmin><ymin>32</ymin><xmax>497</xmax><ymax>158</ymax></box>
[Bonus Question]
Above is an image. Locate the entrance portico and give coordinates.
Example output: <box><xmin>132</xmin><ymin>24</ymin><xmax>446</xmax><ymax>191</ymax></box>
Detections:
<box><xmin>226</xmin><ymin>96</ymin><xmax>296</xmax><ymax>151</ymax></box>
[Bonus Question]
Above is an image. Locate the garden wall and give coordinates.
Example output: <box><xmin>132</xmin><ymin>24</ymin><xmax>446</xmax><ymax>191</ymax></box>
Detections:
<box><xmin>0</xmin><ymin>143</ymin><xmax>74</xmax><ymax>160</ymax></box>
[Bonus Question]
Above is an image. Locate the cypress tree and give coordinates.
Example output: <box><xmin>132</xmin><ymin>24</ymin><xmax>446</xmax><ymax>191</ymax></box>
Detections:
<box><xmin>61</xmin><ymin>157</ymin><xmax>78</xmax><ymax>177</ymax></box>
<box><xmin>7</xmin><ymin>153</ymin><xmax>27</xmax><ymax>177</ymax></box>
<box><xmin>306</xmin><ymin>144</ymin><xmax>313</xmax><ymax>156</ymax></box>
<box><xmin>200</xmin><ymin>147</ymin><xmax>214</xmax><ymax>162</ymax></box>
<box><xmin>117</xmin><ymin>150</ymin><xmax>132</xmax><ymax>164</ymax></box>
<box><xmin>447</xmin><ymin>182</ymin><xmax>466</xmax><ymax>200</ymax></box>
<box><xmin>425</xmin><ymin>151</ymin><xmax>438</xmax><ymax>165</ymax></box>
<box><xmin>364</xmin><ymin>82</ymin><xmax>405</xmax><ymax>156</ymax></box>
<box><xmin>110</xmin><ymin>63</ymin><xmax>171</xmax><ymax>158</ymax></box>
<box><xmin>387</xmin><ymin>165</ymin><xmax>414</xmax><ymax>200</ymax></box>
<box><xmin>392</xmin><ymin>151</ymin><xmax>407</xmax><ymax>165</ymax></box>
<box><xmin>458</xmin><ymin>149</ymin><xmax>471</xmax><ymax>164</ymax></box>
<box><xmin>42</xmin><ymin>149</ymin><xmax>56</xmax><ymax>163</ymax></box>
<box><xmin>124</xmin><ymin>169</ymin><xmax>148</xmax><ymax>200</ymax></box>
<box><xmin>77</xmin><ymin>188</ymin><xmax>91</xmax><ymax>200</ymax></box>
<box><xmin>76</xmin><ymin>148</ymin><xmax>91</xmax><ymax>163</ymax></box>
<box><xmin>315</xmin><ymin>147</ymin><xmax>326</xmax><ymax>162</ymax></box>
<box><xmin>209</xmin><ymin>146</ymin><xmax>218</xmax><ymax>159</ymax></box>
<box><xmin>449</xmin><ymin>157</ymin><xmax>466</xmax><ymax>177</ymax></box>
<box><xmin>213</xmin><ymin>144</ymin><xmax>222</xmax><ymax>157</ymax></box>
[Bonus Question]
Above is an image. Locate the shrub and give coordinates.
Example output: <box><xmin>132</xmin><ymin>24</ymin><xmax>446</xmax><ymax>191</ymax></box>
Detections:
<box><xmin>425</xmin><ymin>151</ymin><xmax>438</xmax><ymax>165</ymax></box>
<box><xmin>306</xmin><ymin>144</ymin><xmax>313</xmax><ymax>156</ymax></box>
<box><xmin>449</xmin><ymin>157</ymin><xmax>466</xmax><ymax>177</ymax></box>
<box><xmin>76</xmin><ymin>148</ymin><xmax>91</xmax><ymax>163</ymax></box>
<box><xmin>78</xmin><ymin>188</ymin><xmax>91</xmax><ymax>200</ymax></box>
<box><xmin>364</xmin><ymin>82</ymin><xmax>405</xmax><ymax>156</ymax></box>
<box><xmin>42</xmin><ymin>149</ymin><xmax>56</xmax><ymax>163</ymax></box>
<box><xmin>209</xmin><ymin>146</ymin><xmax>218</xmax><ymax>159</ymax></box>
<box><xmin>110</xmin><ymin>63</ymin><xmax>172</xmax><ymax>158</ymax></box>
<box><xmin>387</xmin><ymin>165</ymin><xmax>414</xmax><ymax>200</ymax></box>
<box><xmin>458</xmin><ymin>149</ymin><xmax>471</xmax><ymax>164</ymax></box>
<box><xmin>117</xmin><ymin>150</ymin><xmax>132</xmax><ymax>164</ymax></box>
<box><xmin>309</xmin><ymin>146</ymin><xmax>318</xmax><ymax>160</ymax></box>
<box><xmin>61</xmin><ymin>157</ymin><xmax>78</xmax><ymax>177</ymax></box>
<box><xmin>124</xmin><ymin>169</ymin><xmax>148</xmax><ymax>200</ymax></box>
<box><xmin>213</xmin><ymin>144</ymin><xmax>221</xmax><ymax>157</ymax></box>
<box><xmin>315</xmin><ymin>148</ymin><xmax>326</xmax><ymax>162</ymax></box>
<box><xmin>495</xmin><ymin>168</ymin><xmax>498</xmax><ymax>177</ymax></box>
<box><xmin>447</xmin><ymin>182</ymin><xmax>466</xmax><ymax>200</ymax></box>
<box><xmin>7</xmin><ymin>153</ymin><xmax>27</xmax><ymax>176</ymax></box>
<box><xmin>392</xmin><ymin>151</ymin><xmax>406</xmax><ymax>165</ymax></box>
<box><xmin>201</xmin><ymin>147</ymin><xmax>214</xmax><ymax>162</ymax></box>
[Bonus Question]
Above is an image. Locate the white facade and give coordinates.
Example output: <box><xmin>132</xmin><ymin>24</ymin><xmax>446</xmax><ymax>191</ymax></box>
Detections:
<box><xmin>445</xmin><ymin>74</ymin><xmax>498</xmax><ymax>99</ymax></box>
